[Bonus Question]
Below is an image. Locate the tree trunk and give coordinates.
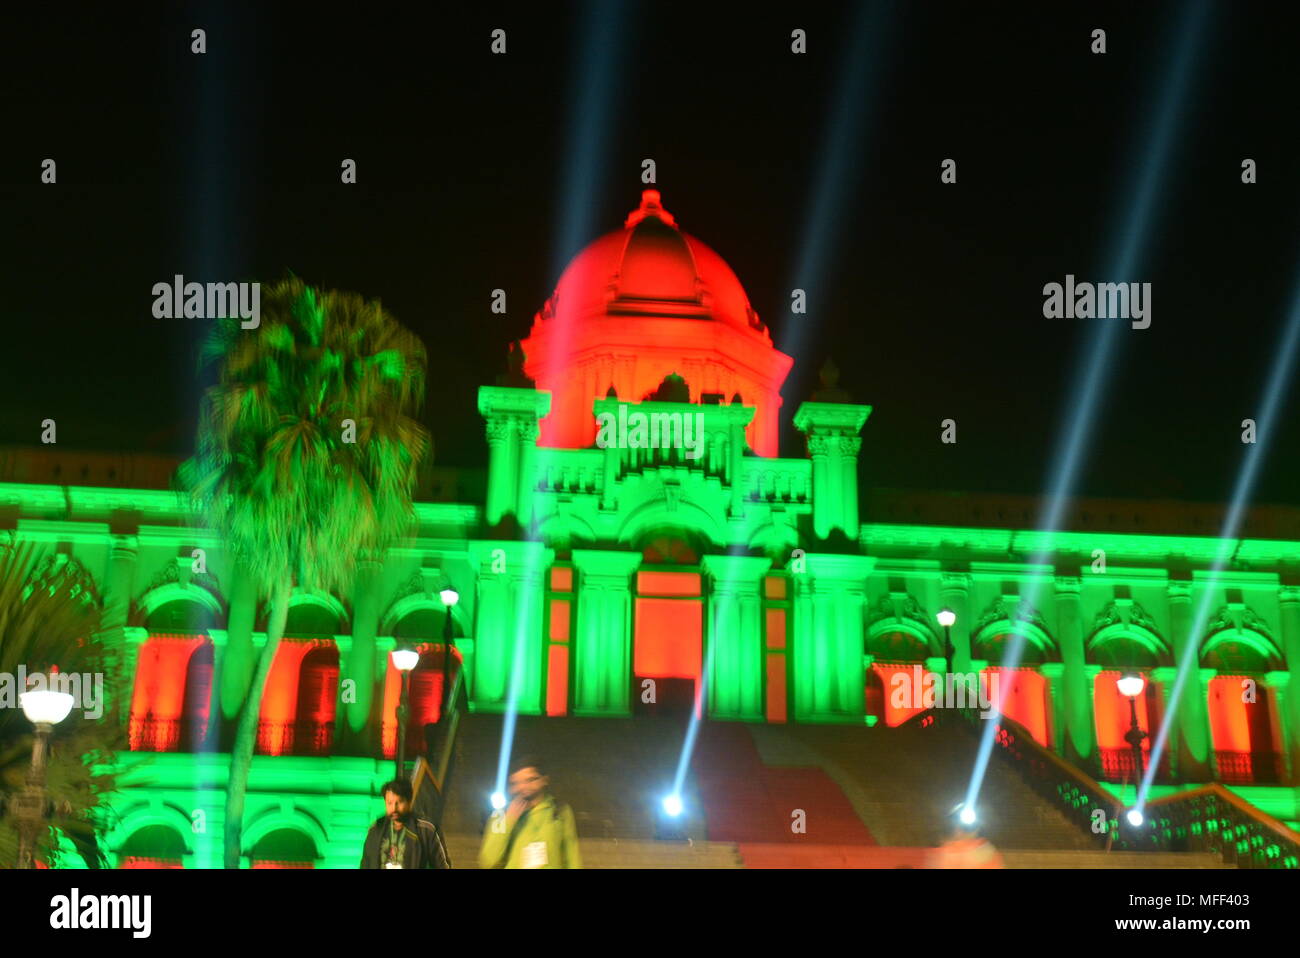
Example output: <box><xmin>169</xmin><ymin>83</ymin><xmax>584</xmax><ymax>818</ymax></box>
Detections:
<box><xmin>223</xmin><ymin>574</ymin><xmax>290</xmax><ymax>869</ymax></box>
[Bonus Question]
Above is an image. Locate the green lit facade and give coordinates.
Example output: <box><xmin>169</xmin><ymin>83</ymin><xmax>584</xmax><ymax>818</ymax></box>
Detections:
<box><xmin>4</xmin><ymin>191</ymin><xmax>1299</xmax><ymax>866</ymax></box>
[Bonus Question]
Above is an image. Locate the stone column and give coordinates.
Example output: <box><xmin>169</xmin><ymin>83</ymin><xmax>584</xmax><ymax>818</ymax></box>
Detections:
<box><xmin>570</xmin><ymin>550</ymin><xmax>641</xmax><ymax>717</ymax></box>
<box><xmin>479</xmin><ymin>386</ymin><xmax>551</xmax><ymax>528</ymax></box>
<box><xmin>484</xmin><ymin>419</ymin><xmax>514</xmax><ymax>525</ymax></box>
<box><xmin>1039</xmin><ymin>662</ymin><xmax>1066</xmax><ymax>756</ymax></box>
<box><xmin>468</xmin><ymin>541</ymin><xmax>551</xmax><ymax>714</ymax></box>
<box><xmin>792</xmin><ymin>554</ymin><xmax>875</xmax><ymax>722</ymax></box>
<box><xmin>729</xmin><ymin>418</ymin><xmax>746</xmax><ymax>517</ymax></box>
<box><xmin>515</xmin><ymin>420</ymin><xmax>540</xmax><ymax>527</ymax></box>
<box><xmin>792</xmin><ymin>401</ymin><xmax>872</xmax><ymax>542</ymax></box>
<box><xmin>806</xmin><ymin>436</ymin><xmax>835</xmax><ymax>540</ymax></box>
<box><xmin>1260</xmin><ymin>672</ymin><xmax>1292</xmax><ymax>783</ymax></box>
<box><xmin>1055</xmin><ymin>576</ymin><xmax>1096</xmax><ymax>769</ymax></box>
<box><xmin>1276</xmin><ymin>587</ymin><xmax>1300</xmax><ymax>784</ymax></box>
<box><xmin>102</xmin><ymin>533</ymin><xmax>138</xmax><ymax>725</ymax></box>
<box><xmin>702</xmin><ymin>555</ymin><xmax>771</xmax><ymax>721</ymax></box>
<box><xmin>1167</xmin><ymin>581</ymin><xmax>1214</xmax><ymax>781</ymax></box>
<box><xmin>839</xmin><ymin>436</ymin><xmax>861</xmax><ymax>535</ymax></box>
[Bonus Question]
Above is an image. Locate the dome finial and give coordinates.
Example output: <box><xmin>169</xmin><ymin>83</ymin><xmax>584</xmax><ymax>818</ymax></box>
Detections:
<box><xmin>625</xmin><ymin>189</ymin><xmax>677</xmax><ymax>229</ymax></box>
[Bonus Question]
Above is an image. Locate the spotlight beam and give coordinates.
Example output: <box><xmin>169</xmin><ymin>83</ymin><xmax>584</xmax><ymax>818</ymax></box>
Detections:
<box><xmin>493</xmin><ymin>0</ymin><xmax>634</xmax><ymax>803</ymax></box>
<box><xmin>963</xmin><ymin>0</ymin><xmax>1214</xmax><ymax>813</ymax></box>
<box><xmin>1136</xmin><ymin>270</ymin><xmax>1300</xmax><ymax>809</ymax></box>
<box><xmin>780</xmin><ymin>3</ymin><xmax>897</xmax><ymax>374</ymax></box>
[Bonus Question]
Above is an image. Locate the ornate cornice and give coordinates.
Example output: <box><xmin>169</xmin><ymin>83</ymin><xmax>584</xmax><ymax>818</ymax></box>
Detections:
<box><xmin>1206</xmin><ymin>603</ymin><xmax>1273</xmax><ymax>640</ymax></box>
<box><xmin>865</xmin><ymin>592</ymin><xmax>937</xmax><ymax>639</ymax></box>
<box><xmin>1091</xmin><ymin>597</ymin><xmax>1160</xmax><ymax>637</ymax></box>
<box><xmin>973</xmin><ymin>593</ymin><xmax>1048</xmax><ymax>638</ymax></box>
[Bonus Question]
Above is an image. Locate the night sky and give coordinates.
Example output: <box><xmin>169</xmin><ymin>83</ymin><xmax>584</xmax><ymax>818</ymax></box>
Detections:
<box><xmin>6</xmin><ymin>1</ymin><xmax>1300</xmax><ymax>508</ymax></box>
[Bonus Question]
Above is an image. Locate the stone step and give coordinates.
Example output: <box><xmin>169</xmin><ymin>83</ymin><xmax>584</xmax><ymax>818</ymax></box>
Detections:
<box><xmin>1002</xmin><ymin>850</ymin><xmax>1232</xmax><ymax>869</ymax></box>
<box><xmin>444</xmin><ymin>835</ymin><xmax>744</xmax><ymax>869</ymax></box>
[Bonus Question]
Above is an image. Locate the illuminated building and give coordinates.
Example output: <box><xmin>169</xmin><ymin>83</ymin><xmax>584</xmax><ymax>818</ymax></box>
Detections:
<box><xmin>3</xmin><ymin>190</ymin><xmax>1298</xmax><ymax>867</ymax></box>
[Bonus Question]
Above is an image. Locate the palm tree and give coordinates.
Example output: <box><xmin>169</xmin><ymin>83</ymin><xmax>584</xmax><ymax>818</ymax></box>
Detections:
<box><xmin>0</xmin><ymin>541</ymin><xmax>122</xmax><ymax>868</ymax></box>
<box><xmin>180</xmin><ymin>276</ymin><xmax>431</xmax><ymax>868</ymax></box>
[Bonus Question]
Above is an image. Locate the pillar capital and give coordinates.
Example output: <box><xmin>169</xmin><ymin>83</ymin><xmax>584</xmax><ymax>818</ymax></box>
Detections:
<box><xmin>477</xmin><ymin>384</ymin><xmax>552</xmax><ymax>422</ymax></box>
<box><xmin>1168</xmin><ymin>580</ymin><xmax>1193</xmax><ymax>601</ymax></box>
<box><xmin>468</xmin><ymin>540</ymin><xmax>552</xmax><ymax>576</ymax></box>
<box><xmin>571</xmin><ymin>549</ymin><xmax>641</xmax><ymax>583</ymax></box>
<box><xmin>792</xmin><ymin>401</ymin><xmax>872</xmax><ymax>437</ymax></box>
<box><xmin>701</xmin><ymin>554</ymin><xmax>771</xmax><ymax>591</ymax></box>
<box><xmin>801</xmin><ymin>553</ymin><xmax>875</xmax><ymax>588</ymax></box>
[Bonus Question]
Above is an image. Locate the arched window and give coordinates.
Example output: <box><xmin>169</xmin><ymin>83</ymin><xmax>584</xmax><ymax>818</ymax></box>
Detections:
<box><xmin>866</xmin><ymin>628</ymin><xmax>930</xmax><ymax>663</ymax></box>
<box><xmin>380</xmin><ymin>607</ymin><xmax>464</xmax><ymax>760</ymax></box>
<box><xmin>256</xmin><ymin>640</ymin><xmax>338</xmax><ymax>757</ymax></box>
<box><xmin>1203</xmin><ymin>628</ymin><xmax>1283</xmax><ymax>783</ymax></box>
<box><xmin>285</xmin><ymin>600</ymin><xmax>342</xmax><ymax>636</ymax></box>
<box><xmin>249</xmin><ymin>829</ymin><xmax>317</xmax><ymax>869</ymax></box>
<box><xmin>178</xmin><ymin>642</ymin><xmax>214</xmax><ymax>752</ymax></box>
<box><xmin>145</xmin><ymin>598</ymin><xmax>215</xmax><ymax>633</ymax></box>
<box><xmin>981</xmin><ymin>667</ymin><xmax>1050</xmax><ymax>747</ymax></box>
<box><xmin>293</xmin><ymin>646</ymin><xmax>339</xmax><ymax>756</ymax></box>
<box><xmin>1093</xmin><ymin>670</ymin><xmax>1167</xmax><ymax>782</ymax></box>
<box><xmin>633</xmin><ymin>544</ymin><xmax>703</xmax><ymax>718</ymax></box>
<box><xmin>973</xmin><ymin>630</ymin><xmax>1047</xmax><ymax>667</ymax></box>
<box><xmin>117</xmin><ymin>825</ymin><xmax>186</xmax><ymax>869</ymax></box>
<box><xmin>129</xmin><ymin>636</ymin><xmax>210</xmax><ymax>752</ymax></box>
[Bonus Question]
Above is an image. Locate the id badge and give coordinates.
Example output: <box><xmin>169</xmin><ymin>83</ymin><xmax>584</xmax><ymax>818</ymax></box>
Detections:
<box><xmin>521</xmin><ymin>841</ymin><xmax>548</xmax><ymax>869</ymax></box>
<box><xmin>385</xmin><ymin>862</ymin><xmax>403</xmax><ymax>869</ymax></box>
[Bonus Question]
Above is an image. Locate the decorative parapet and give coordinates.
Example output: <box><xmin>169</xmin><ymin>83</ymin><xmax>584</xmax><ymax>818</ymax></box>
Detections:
<box><xmin>535</xmin><ymin>447</ymin><xmax>605</xmax><ymax>497</ymax></box>
<box><xmin>738</xmin><ymin>457</ymin><xmax>812</xmax><ymax>506</ymax></box>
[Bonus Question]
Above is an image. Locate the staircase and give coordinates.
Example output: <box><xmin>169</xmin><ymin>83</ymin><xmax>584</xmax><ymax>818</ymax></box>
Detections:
<box><xmin>753</xmin><ymin>718</ymin><xmax>1101</xmax><ymax>850</ymax></box>
<box><xmin>444</xmin><ymin>834</ymin><xmax>743</xmax><ymax>869</ymax></box>
<box><xmin>437</xmin><ymin>711</ymin><xmax>1238</xmax><ymax>867</ymax></box>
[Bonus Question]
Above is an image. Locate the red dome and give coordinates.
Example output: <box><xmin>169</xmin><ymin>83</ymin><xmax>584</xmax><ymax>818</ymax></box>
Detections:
<box><xmin>521</xmin><ymin>190</ymin><xmax>792</xmax><ymax>457</ymax></box>
<box><xmin>540</xmin><ymin>190</ymin><xmax>769</xmax><ymax>337</ymax></box>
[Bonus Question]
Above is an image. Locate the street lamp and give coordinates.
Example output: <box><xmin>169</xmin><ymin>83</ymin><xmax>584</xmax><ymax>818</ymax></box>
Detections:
<box><xmin>936</xmin><ymin>608</ymin><xmax>956</xmax><ymax>681</ymax></box>
<box><xmin>392</xmin><ymin>645</ymin><xmax>420</xmax><ymax>780</ymax></box>
<box><xmin>1117</xmin><ymin>671</ymin><xmax>1148</xmax><ymax>781</ymax></box>
<box><xmin>439</xmin><ymin>587</ymin><xmax>459</xmax><ymax>717</ymax></box>
<box><xmin>11</xmin><ymin>687</ymin><xmax>75</xmax><ymax>868</ymax></box>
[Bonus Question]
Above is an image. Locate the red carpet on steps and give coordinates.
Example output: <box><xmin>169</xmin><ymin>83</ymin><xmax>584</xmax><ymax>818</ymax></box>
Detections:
<box><xmin>735</xmin><ymin>844</ymin><xmax>931</xmax><ymax>868</ymax></box>
<box><xmin>692</xmin><ymin>723</ymin><xmax>876</xmax><ymax>846</ymax></box>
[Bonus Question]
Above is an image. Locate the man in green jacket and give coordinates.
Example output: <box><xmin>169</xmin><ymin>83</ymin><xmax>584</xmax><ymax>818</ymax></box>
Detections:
<box><xmin>479</xmin><ymin>756</ymin><xmax>582</xmax><ymax>868</ymax></box>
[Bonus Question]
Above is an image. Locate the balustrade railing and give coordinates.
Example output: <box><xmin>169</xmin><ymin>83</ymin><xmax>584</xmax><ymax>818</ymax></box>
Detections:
<box><xmin>1215</xmin><ymin>749</ymin><xmax>1283</xmax><ymax>785</ymax></box>
<box><xmin>255</xmin><ymin>719</ymin><xmax>334</xmax><ymax>757</ymax></box>
<box><xmin>934</xmin><ymin>707</ymin><xmax>1299</xmax><ymax>868</ymax></box>
<box><xmin>1098</xmin><ymin>746</ymin><xmax>1173</xmax><ymax>785</ymax></box>
<box><xmin>128</xmin><ymin>716</ymin><xmax>180</xmax><ymax>753</ymax></box>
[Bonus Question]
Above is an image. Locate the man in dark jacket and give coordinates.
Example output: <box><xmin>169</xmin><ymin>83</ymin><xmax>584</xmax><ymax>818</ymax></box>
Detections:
<box><xmin>360</xmin><ymin>778</ymin><xmax>450</xmax><ymax>869</ymax></box>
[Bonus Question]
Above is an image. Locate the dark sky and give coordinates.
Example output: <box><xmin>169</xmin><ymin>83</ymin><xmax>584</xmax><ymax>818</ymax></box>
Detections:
<box><xmin>5</xmin><ymin>1</ymin><xmax>1300</xmax><ymax>508</ymax></box>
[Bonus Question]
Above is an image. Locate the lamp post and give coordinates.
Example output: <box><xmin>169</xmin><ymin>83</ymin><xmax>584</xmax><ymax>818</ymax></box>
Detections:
<box><xmin>937</xmin><ymin>608</ymin><xmax>956</xmax><ymax>691</ymax></box>
<box><xmin>439</xmin><ymin>587</ymin><xmax>459</xmax><ymax>718</ymax></box>
<box><xmin>391</xmin><ymin>645</ymin><xmax>420</xmax><ymax>781</ymax></box>
<box><xmin>11</xmin><ymin>688</ymin><xmax>75</xmax><ymax>868</ymax></box>
<box><xmin>1118</xmin><ymin>671</ymin><xmax>1148</xmax><ymax>782</ymax></box>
